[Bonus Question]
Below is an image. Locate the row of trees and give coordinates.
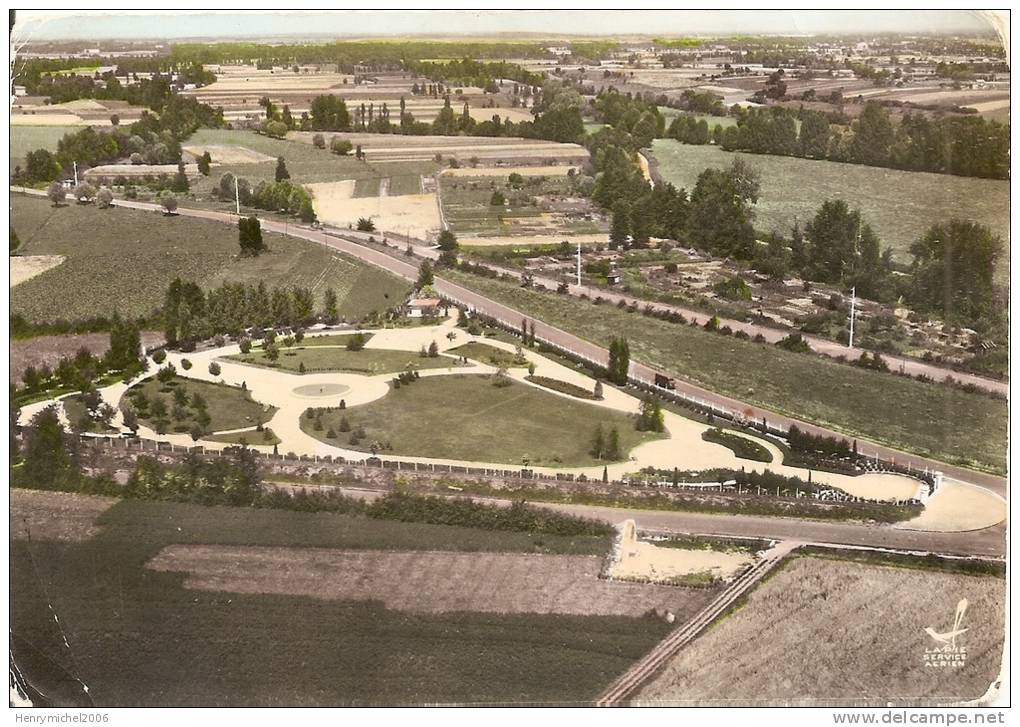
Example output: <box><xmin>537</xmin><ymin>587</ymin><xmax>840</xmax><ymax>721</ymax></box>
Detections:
<box><xmin>215</xmin><ymin>173</ymin><xmax>316</xmax><ymax>222</ymax></box>
<box><xmin>708</xmin><ymin>103</ymin><xmax>1008</xmax><ymax>180</ymax></box>
<box><xmin>162</xmin><ymin>277</ymin><xmax>376</xmax><ymax>348</ymax></box>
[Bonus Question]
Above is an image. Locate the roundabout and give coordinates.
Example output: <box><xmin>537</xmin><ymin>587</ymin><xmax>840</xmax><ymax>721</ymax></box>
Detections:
<box><xmin>291</xmin><ymin>383</ymin><xmax>351</xmax><ymax>399</ymax></box>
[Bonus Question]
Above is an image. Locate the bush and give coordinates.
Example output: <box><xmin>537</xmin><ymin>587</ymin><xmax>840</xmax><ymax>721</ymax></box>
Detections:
<box><xmin>180</xmin><ymin>358</ymin><xmax>192</xmax><ymax>371</ymax></box>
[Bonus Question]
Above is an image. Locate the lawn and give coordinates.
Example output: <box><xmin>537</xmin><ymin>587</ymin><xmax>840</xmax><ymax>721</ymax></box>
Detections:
<box><xmin>124</xmin><ymin>375</ymin><xmax>276</xmax><ymax>435</ymax></box>
<box><xmin>303</xmin><ymin>374</ymin><xmax>662</xmax><ymax>467</ymax></box>
<box><xmin>230</xmin><ymin>346</ymin><xmax>459</xmax><ymax>375</ymax></box>
<box><xmin>441</xmin><ymin>269</ymin><xmax>1007</xmax><ymax>474</ymax></box>
<box><xmin>650</xmin><ymin>140</ymin><xmax>1010</xmax><ymax>283</ymax></box>
<box><xmin>204</xmin><ymin>428</ymin><xmax>281</xmax><ymax>446</ymax></box>
<box><xmin>450</xmin><ymin>341</ymin><xmax>529</xmax><ymax>367</ymax></box>
<box><xmin>298</xmin><ymin>333</ymin><xmax>374</xmax><ymax>347</ymax></box>
<box><xmin>10</xmin><ymin>193</ymin><xmax>409</xmax><ymax>323</ymax></box>
<box><xmin>11</xmin><ymin>495</ymin><xmax>669</xmax><ymax>706</ymax></box>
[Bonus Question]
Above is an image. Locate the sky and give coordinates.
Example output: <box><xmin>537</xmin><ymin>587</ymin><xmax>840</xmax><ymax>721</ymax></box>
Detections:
<box><xmin>11</xmin><ymin>9</ymin><xmax>1002</xmax><ymax>42</ymax></box>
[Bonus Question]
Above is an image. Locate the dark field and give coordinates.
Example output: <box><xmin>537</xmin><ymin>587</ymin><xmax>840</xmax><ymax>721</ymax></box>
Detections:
<box><xmin>10</xmin><ymin>495</ymin><xmax>671</xmax><ymax>706</ymax></box>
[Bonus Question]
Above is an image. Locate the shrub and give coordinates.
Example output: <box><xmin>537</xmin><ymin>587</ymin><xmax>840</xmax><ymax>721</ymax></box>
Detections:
<box><xmin>180</xmin><ymin>358</ymin><xmax>192</xmax><ymax>371</ymax></box>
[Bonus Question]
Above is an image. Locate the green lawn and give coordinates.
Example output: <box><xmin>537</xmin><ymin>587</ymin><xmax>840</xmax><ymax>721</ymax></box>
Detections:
<box><xmin>10</xmin><ymin>193</ymin><xmax>409</xmax><ymax>323</ymax></box>
<box><xmin>11</xmin><ymin>497</ymin><xmax>662</xmax><ymax>706</ymax></box>
<box><xmin>124</xmin><ymin>375</ymin><xmax>276</xmax><ymax>435</ymax></box>
<box><xmin>651</xmin><ymin>140</ymin><xmax>1010</xmax><ymax>283</ymax></box>
<box><xmin>204</xmin><ymin>428</ymin><xmax>281</xmax><ymax>446</ymax></box>
<box><xmin>442</xmin><ymin>269</ymin><xmax>1007</xmax><ymax>474</ymax></box>
<box><xmin>231</xmin><ymin>346</ymin><xmax>460</xmax><ymax>375</ymax></box>
<box><xmin>450</xmin><ymin>341</ymin><xmax>529</xmax><ymax>367</ymax></box>
<box><xmin>303</xmin><ymin>374</ymin><xmax>662</xmax><ymax>467</ymax></box>
<box><xmin>298</xmin><ymin>333</ymin><xmax>374</xmax><ymax>347</ymax></box>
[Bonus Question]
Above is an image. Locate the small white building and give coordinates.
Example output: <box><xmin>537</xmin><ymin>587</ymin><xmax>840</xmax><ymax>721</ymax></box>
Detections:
<box><xmin>406</xmin><ymin>297</ymin><xmax>448</xmax><ymax>318</ymax></box>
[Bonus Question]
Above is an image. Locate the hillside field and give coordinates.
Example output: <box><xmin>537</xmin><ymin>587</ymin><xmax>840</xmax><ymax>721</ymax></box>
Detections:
<box><xmin>650</xmin><ymin>141</ymin><xmax>1010</xmax><ymax>283</ymax></box>
<box><xmin>10</xmin><ymin>193</ymin><xmax>409</xmax><ymax>323</ymax></box>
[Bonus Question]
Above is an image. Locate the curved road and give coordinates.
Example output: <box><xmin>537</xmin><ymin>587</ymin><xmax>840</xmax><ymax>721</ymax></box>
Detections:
<box><xmin>11</xmin><ymin>189</ymin><xmax>1006</xmax><ymax>496</ymax></box>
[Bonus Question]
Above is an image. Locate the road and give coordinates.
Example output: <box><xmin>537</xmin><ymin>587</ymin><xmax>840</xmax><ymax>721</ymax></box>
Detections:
<box><xmin>11</xmin><ymin>188</ymin><xmax>1006</xmax><ymax>495</ymax></box>
<box><xmin>280</xmin><ymin>484</ymin><xmax>1006</xmax><ymax>558</ymax></box>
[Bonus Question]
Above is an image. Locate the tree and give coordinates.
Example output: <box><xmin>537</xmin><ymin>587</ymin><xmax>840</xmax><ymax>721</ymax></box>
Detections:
<box><xmin>22</xmin><ymin>406</ymin><xmax>77</xmax><ymax>489</ymax></box>
<box><xmin>609</xmin><ymin>201</ymin><xmax>630</xmax><ymax>249</ymax></box>
<box><xmin>172</xmin><ymin>161</ymin><xmax>190</xmax><ymax>193</ymax></box>
<box><xmin>208</xmin><ymin>362</ymin><xmax>221</xmax><ymax>376</ymax></box>
<box><xmin>851</xmin><ymin>102</ymin><xmax>895</xmax><ymax>167</ymax></box>
<box><xmin>427</xmin><ymin>340</ymin><xmax>439</xmax><ymax>357</ymax></box>
<box><xmin>73</xmin><ymin>182</ymin><xmax>96</xmax><ymax>203</ymax></box>
<box><xmin>593</xmin><ymin>380</ymin><xmax>604</xmax><ymax>399</ymax></box>
<box><xmin>798</xmin><ymin>111</ymin><xmax>830</xmax><ymax>159</ymax></box>
<box><xmin>489</xmin><ymin>190</ymin><xmax>506</xmax><ymax>206</ymax></box>
<box><xmin>264</xmin><ymin>342</ymin><xmax>280</xmax><ymax>362</ymax></box>
<box><xmin>607</xmin><ymin>427</ymin><xmax>621</xmax><ymax>460</ymax></box>
<box><xmin>275</xmin><ymin>156</ymin><xmax>290</xmax><ymax>182</ymax></box>
<box><xmin>299</xmin><ymin>197</ymin><xmax>316</xmax><ymax>223</ymax></box>
<box><xmin>158</xmin><ymin>191</ymin><xmax>178</xmax><ymax>215</ymax></box>
<box><xmin>356</xmin><ymin>217</ymin><xmax>375</xmax><ymax>232</ymax></box>
<box><xmin>330</xmin><ymin>137</ymin><xmax>353</xmax><ymax>156</ymax></box>
<box><xmin>238</xmin><ymin>215</ymin><xmax>265</xmax><ymax>256</ymax></box>
<box><xmin>416</xmin><ymin>261</ymin><xmax>435</xmax><ymax>289</ymax></box>
<box><xmin>686</xmin><ymin>162</ymin><xmax>757</xmax><ymax>259</ymax></box>
<box><xmin>26</xmin><ymin>149</ymin><xmax>61</xmax><ymax>183</ymax></box>
<box><xmin>122</xmin><ymin>406</ymin><xmax>139</xmax><ymax>434</ymax></box>
<box><xmin>606</xmin><ymin>337</ymin><xmax>630</xmax><ymax>385</ymax></box>
<box><xmin>323</xmin><ymin>288</ymin><xmax>339</xmax><ymax>322</ymax></box>
<box><xmin>47</xmin><ymin>181</ymin><xmax>66</xmax><ymax>206</ymax></box>
<box><xmin>156</xmin><ymin>364</ymin><xmax>176</xmax><ymax>384</ymax></box>
<box><xmin>637</xmin><ymin>396</ymin><xmax>664</xmax><ymax>432</ymax></box>
<box><xmin>265</xmin><ymin>120</ymin><xmax>288</xmax><ymax>139</ymax></box>
<box><xmin>312</xmin><ymin>133</ymin><xmax>325</xmax><ymax>149</ymax></box>
<box><xmin>805</xmin><ymin>200</ymin><xmax>884</xmax><ymax>295</ymax></box>
<box><xmin>96</xmin><ymin>187</ymin><xmax>114</xmax><ymax>208</ymax></box>
<box><xmin>197</xmin><ymin>151</ymin><xmax>212</xmax><ymax>175</ymax></box>
<box><xmin>908</xmin><ymin>220</ymin><xmax>1001</xmax><ymax>324</ymax></box>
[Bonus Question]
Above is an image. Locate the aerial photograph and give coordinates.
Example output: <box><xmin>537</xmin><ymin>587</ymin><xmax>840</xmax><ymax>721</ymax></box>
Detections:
<box><xmin>7</xmin><ymin>8</ymin><xmax>1010</xmax><ymax>714</ymax></box>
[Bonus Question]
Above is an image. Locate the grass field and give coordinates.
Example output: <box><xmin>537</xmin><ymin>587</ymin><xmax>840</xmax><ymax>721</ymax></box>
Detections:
<box><xmin>204</xmin><ymin>428</ymin><xmax>281</xmax><ymax>446</ymax></box>
<box><xmin>637</xmin><ymin>556</ymin><xmax>1005</xmax><ymax>705</ymax></box>
<box><xmin>11</xmin><ymin>493</ymin><xmax>670</xmax><ymax>706</ymax></box>
<box><xmin>185</xmin><ymin>128</ymin><xmax>439</xmax><ymax>187</ymax></box>
<box><xmin>441</xmin><ymin>269</ymin><xmax>1007</xmax><ymax>474</ymax></box>
<box><xmin>10</xmin><ymin>125</ymin><xmax>82</xmax><ymax>170</ymax></box>
<box><xmin>303</xmin><ymin>374</ymin><xmax>663</xmax><ymax>467</ymax></box>
<box><xmin>10</xmin><ymin>193</ymin><xmax>409</xmax><ymax>323</ymax></box>
<box><xmin>126</xmin><ymin>375</ymin><xmax>276</xmax><ymax>434</ymax></box>
<box><xmin>450</xmin><ymin>341</ymin><xmax>529</xmax><ymax>367</ymax></box>
<box><xmin>229</xmin><ymin>346</ymin><xmax>458</xmax><ymax>375</ymax></box>
<box><xmin>650</xmin><ymin>141</ymin><xmax>1010</xmax><ymax>283</ymax></box>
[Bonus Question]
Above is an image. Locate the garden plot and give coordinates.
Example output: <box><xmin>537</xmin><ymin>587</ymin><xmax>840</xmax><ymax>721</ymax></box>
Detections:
<box><xmin>636</xmin><ymin>556</ymin><xmax>1006</xmax><ymax>705</ymax></box>
<box><xmin>147</xmin><ymin>545</ymin><xmax>719</xmax><ymax>617</ymax></box>
<box><xmin>307</xmin><ymin>181</ymin><xmax>440</xmax><ymax>238</ymax></box>
<box><xmin>10</xmin><ymin>255</ymin><xmax>65</xmax><ymax>287</ymax></box>
<box><xmin>442</xmin><ymin>165</ymin><xmax>580</xmax><ymax>178</ymax></box>
<box><xmin>182</xmin><ymin>144</ymin><xmax>276</xmax><ymax>165</ymax></box>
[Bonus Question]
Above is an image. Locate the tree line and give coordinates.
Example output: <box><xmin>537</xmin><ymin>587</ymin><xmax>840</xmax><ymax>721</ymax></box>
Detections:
<box><xmin>678</xmin><ymin>103</ymin><xmax>1010</xmax><ymax>180</ymax></box>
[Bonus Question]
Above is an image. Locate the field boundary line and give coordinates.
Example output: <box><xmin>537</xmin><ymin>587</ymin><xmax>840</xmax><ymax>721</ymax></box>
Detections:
<box><xmin>596</xmin><ymin>540</ymin><xmax>800</xmax><ymax>706</ymax></box>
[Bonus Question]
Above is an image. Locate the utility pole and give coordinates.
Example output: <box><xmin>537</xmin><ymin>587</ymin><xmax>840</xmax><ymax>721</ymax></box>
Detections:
<box><xmin>576</xmin><ymin>240</ymin><xmax>582</xmax><ymax>287</ymax></box>
<box><xmin>848</xmin><ymin>285</ymin><xmax>856</xmax><ymax>349</ymax></box>
<box><xmin>234</xmin><ymin>177</ymin><xmax>240</xmax><ymax>215</ymax></box>
<box><xmin>73</xmin><ymin>161</ymin><xmax>78</xmax><ymax>187</ymax></box>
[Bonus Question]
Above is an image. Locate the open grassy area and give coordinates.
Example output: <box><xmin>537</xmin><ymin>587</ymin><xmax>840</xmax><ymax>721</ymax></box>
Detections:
<box><xmin>185</xmin><ymin>128</ymin><xmax>439</xmax><ymax>187</ymax></box>
<box><xmin>442</xmin><ymin>269</ymin><xmax>1007</xmax><ymax>474</ymax></box>
<box><xmin>651</xmin><ymin>141</ymin><xmax>1010</xmax><ymax>283</ymax></box>
<box><xmin>701</xmin><ymin>428</ymin><xmax>773</xmax><ymax>463</ymax></box>
<box><xmin>450</xmin><ymin>341</ymin><xmax>529</xmax><ymax>367</ymax></box>
<box><xmin>205</xmin><ymin>428</ymin><xmax>281</xmax><ymax>446</ymax></box>
<box><xmin>10</xmin><ymin>125</ymin><xmax>82</xmax><ymax>170</ymax></box>
<box><xmin>11</xmin><ymin>495</ymin><xmax>667</xmax><ymax>706</ymax></box>
<box><xmin>303</xmin><ymin>374</ymin><xmax>662</xmax><ymax>467</ymax></box>
<box><xmin>10</xmin><ymin>193</ymin><xmax>409</xmax><ymax>323</ymax></box>
<box><xmin>230</xmin><ymin>346</ymin><xmax>459</xmax><ymax>375</ymax></box>
<box><xmin>125</xmin><ymin>375</ymin><xmax>276</xmax><ymax>435</ymax></box>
